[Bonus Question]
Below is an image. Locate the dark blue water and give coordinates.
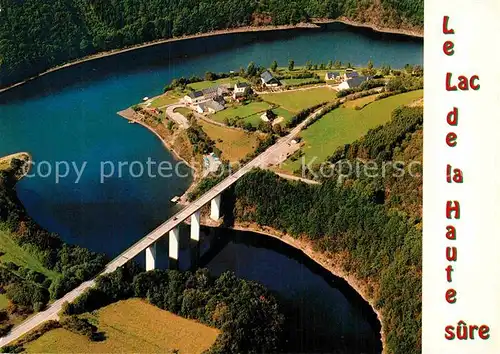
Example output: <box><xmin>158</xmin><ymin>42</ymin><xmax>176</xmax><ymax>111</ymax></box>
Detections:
<box><xmin>0</xmin><ymin>24</ymin><xmax>421</xmax><ymax>353</ymax></box>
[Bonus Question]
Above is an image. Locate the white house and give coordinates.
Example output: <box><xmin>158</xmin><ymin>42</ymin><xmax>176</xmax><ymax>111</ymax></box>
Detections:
<box><xmin>338</xmin><ymin>76</ymin><xmax>369</xmax><ymax>90</ymax></box>
<box><xmin>325</xmin><ymin>72</ymin><xmax>341</xmax><ymax>81</ymax></box>
<box><xmin>184</xmin><ymin>91</ymin><xmax>205</xmax><ymax>105</ymax></box>
<box><xmin>260</xmin><ymin>70</ymin><xmax>281</xmax><ymax>87</ymax></box>
<box><xmin>195</xmin><ymin>100</ymin><xmax>225</xmax><ymax>114</ymax></box>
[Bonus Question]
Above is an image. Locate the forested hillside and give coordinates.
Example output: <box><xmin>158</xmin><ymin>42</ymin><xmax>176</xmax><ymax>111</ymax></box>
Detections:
<box><xmin>0</xmin><ymin>0</ymin><xmax>423</xmax><ymax>88</ymax></box>
<box><xmin>231</xmin><ymin>106</ymin><xmax>423</xmax><ymax>353</ymax></box>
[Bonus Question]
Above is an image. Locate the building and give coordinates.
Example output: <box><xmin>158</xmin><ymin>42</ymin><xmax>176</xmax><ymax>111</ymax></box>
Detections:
<box><xmin>184</xmin><ymin>91</ymin><xmax>205</xmax><ymax>105</ymax></box>
<box><xmin>325</xmin><ymin>72</ymin><xmax>341</xmax><ymax>81</ymax></box>
<box><xmin>195</xmin><ymin>99</ymin><xmax>225</xmax><ymax>114</ymax></box>
<box><xmin>337</xmin><ymin>76</ymin><xmax>369</xmax><ymax>90</ymax></box>
<box><xmin>343</xmin><ymin>70</ymin><xmax>359</xmax><ymax>80</ymax></box>
<box><xmin>260</xmin><ymin>70</ymin><xmax>281</xmax><ymax>87</ymax></box>
<box><xmin>233</xmin><ymin>82</ymin><xmax>251</xmax><ymax>99</ymax></box>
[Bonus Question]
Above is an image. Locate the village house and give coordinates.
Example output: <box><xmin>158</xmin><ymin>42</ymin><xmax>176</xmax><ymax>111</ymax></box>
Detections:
<box><xmin>324</xmin><ymin>72</ymin><xmax>341</xmax><ymax>81</ymax></box>
<box><xmin>343</xmin><ymin>70</ymin><xmax>359</xmax><ymax>80</ymax></box>
<box><xmin>184</xmin><ymin>90</ymin><xmax>205</xmax><ymax>105</ymax></box>
<box><xmin>233</xmin><ymin>82</ymin><xmax>250</xmax><ymax>99</ymax></box>
<box><xmin>260</xmin><ymin>70</ymin><xmax>281</xmax><ymax>87</ymax></box>
<box><xmin>184</xmin><ymin>84</ymin><xmax>230</xmax><ymax>105</ymax></box>
<box><xmin>337</xmin><ymin>76</ymin><xmax>369</xmax><ymax>90</ymax></box>
<box><xmin>195</xmin><ymin>100</ymin><xmax>225</xmax><ymax>114</ymax></box>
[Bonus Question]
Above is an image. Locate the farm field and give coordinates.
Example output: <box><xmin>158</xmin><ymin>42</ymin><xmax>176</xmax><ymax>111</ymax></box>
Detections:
<box><xmin>188</xmin><ymin>77</ymin><xmax>248</xmax><ymax>91</ymax></box>
<box><xmin>343</xmin><ymin>93</ymin><xmax>380</xmax><ymax>109</ymax></box>
<box><xmin>282</xmin><ymin>90</ymin><xmax>424</xmax><ymax>172</ymax></box>
<box><xmin>24</xmin><ymin>299</ymin><xmax>219</xmax><ymax>354</ymax></box>
<box><xmin>261</xmin><ymin>87</ymin><xmax>336</xmax><ymax>113</ymax></box>
<box><xmin>198</xmin><ymin>120</ymin><xmax>261</xmax><ymax>162</ymax></box>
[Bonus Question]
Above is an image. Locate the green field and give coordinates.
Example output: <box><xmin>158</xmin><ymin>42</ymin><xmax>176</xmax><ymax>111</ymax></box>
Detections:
<box><xmin>198</xmin><ymin>120</ymin><xmax>261</xmax><ymax>161</ymax></box>
<box><xmin>211</xmin><ymin>101</ymin><xmax>272</xmax><ymax>123</ymax></box>
<box><xmin>24</xmin><ymin>299</ymin><xmax>219</xmax><ymax>353</ymax></box>
<box><xmin>282</xmin><ymin>90</ymin><xmax>423</xmax><ymax>172</ymax></box>
<box><xmin>261</xmin><ymin>87</ymin><xmax>335</xmax><ymax>113</ymax></box>
<box><xmin>343</xmin><ymin>93</ymin><xmax>380</xmax><ymax>109</ymax></box>
<box><xmin>0</xmin><ymin>227</ymin><xmax>59</xmax><ymax>280</ymax></box>
<box><xmin>188</xmin><ymin>76</ymin><xmax>248</xmax><ymax>91</ymax></box>
<box><xmin>174</xmin><ymin>107</ymin><xmax>192</xmax><ymax>117</ymax></box>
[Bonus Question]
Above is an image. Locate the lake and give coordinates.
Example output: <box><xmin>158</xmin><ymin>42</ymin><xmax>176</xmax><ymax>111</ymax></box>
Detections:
<box><xmin>0</xmin><ymin>22</ymin><xmax>422</xmax><ymax>353</ymax></box>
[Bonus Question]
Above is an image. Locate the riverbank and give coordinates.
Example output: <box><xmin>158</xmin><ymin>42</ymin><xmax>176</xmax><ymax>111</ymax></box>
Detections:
<box><xmin>226</xmin><ymin>221</ymin><xmax>386</xmax><ymax>352</ymax></box>
<box><xmin>0</xmin><ymin>19</ymin><xmax>422</xmax><ymax>95</ymax></box>
<box><xmin>117</xmin><ymin>108</ymin><xmax>200</xmax><ymax>203</ymax></box>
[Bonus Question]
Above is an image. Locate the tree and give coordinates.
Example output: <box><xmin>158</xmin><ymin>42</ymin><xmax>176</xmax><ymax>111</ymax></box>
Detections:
<box><xmin>347</xmin><ymin>62</ymin><xmax>353</xmax><ymax>69</ymax></box>
<box><xmin>404</xmin><ymin>63</ymin><xmax>413</xmax><ymax>74</ymax></box>
<box><xmin>367</xmin><ymin>60</ymin><xmax>374</xmax><ymax>70</ymax></box>
<box><xmin>205</xmin><ymin>71</ymin><xmax>215</xmax><ymax>81</ymax></box>
<box><xmin>327</xmin><ymin>60</ymin><xmax>333</xmax><ymax>69</ymax></box>
<box><xmin>334</xmin><ymin>60</ymin><xmax>342</xmax><ymax>69</ymax></box>
<box><xmin>319</xmin><ymin>63</ymin><xmax>325</xmax><ymax>70</ymax></box>
<box><xmin>305</xmin><ymin>60</ymin><xmax>312</xmax><ymax>70</ymax></box>
<box><xmin>381</xmin><ymin>64</ymin><xmax>391</xmax><ymax>76</ymax></box>
<box><xmin>246</xmin><ymin>62</ymin><xmax>257</xmax><ymax>77</ymax></box>
<box><xmin>288</xmin><ymin>60</ymin><xmax>295</xmax><ymax>71</ymax></box>
<box><xmin>270</xmin><ymin>60</ymin><xmax>278</xmax><ymax>72</ymax></box>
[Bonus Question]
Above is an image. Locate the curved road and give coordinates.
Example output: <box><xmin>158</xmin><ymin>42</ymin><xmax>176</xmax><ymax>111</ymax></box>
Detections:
<box><xmin>164</xmin><ymin>104</ymin><xmax>190</xmax><ymax>129</ymax></box>
<box><xmin>0</xmin><ymin>106</ymin><xmax>323</xmax><ymax>347</ymax></box>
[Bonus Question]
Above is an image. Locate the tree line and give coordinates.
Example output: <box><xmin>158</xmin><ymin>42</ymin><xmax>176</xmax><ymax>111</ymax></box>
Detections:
<box><xmin>0</xmin><ymin>0</ymin><xmax>423</xmax><ymax>88</ymax></box>
<box><xmin>59</xmin><ymin>265</ymin><xmax>284</xmax><ymax>354</ymax></box>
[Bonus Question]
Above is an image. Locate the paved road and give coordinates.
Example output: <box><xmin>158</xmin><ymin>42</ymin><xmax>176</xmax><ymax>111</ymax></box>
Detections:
<box><xmin>0</xmin><ymin>107</ymin><xmax>321</xmax><ymax>347</ymax></box>
<box><xmin>164</xmin><ymin>104</ymin><xmax>190</xmax><ymax>129</ymax></box>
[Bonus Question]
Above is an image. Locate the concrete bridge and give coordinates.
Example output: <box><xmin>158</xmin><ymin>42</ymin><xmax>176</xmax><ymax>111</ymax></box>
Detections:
<box><xmin>0</xmin><ymin>107</ymin><xmax>323</xmax><ymax>347</ymax></box>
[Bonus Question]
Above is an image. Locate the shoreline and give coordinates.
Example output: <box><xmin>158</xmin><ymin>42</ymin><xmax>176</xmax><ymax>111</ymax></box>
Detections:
<box><xmin>224</xmin><ymin>221</ymin><xmax>387</xmax><ymax>352</ymax></box>
<box><xmin>116</xmin><ymin>108</ymin><xmax>200</xmax><ymax>202</ymax></box>
<box><xmin>0</xmin><ymin>19</ymin><xmax>422</xmax><ymax>94</ymax></box>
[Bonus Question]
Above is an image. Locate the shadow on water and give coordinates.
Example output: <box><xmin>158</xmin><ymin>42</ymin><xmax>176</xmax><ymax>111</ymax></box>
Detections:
<box><xmin>195</xmin><ymin>226</ymin><xmax>383</xmax><ymax>354</ymax></box>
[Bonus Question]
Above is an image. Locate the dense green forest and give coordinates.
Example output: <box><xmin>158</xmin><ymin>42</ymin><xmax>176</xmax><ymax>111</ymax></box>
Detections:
<box><xmin>227</xmin><ymin>106</ymin><xmax>423</xmax><ymax>353</ymax></box>
<box><xmin>0</xmin><ymin>0</ymin><xmax>423</xmax><ymax>88</ymax></box>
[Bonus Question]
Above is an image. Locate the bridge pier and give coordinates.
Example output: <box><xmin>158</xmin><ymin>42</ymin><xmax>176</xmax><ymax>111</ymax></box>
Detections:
<box><xmin>169</xmin><ymin>226</ymin><xmax>180</xmax><ymax>269</ymax></box>
<box><xmin>191</xmin><ymin>210</ymin><xmax>201</xmax><ymax>241</ymax></box>
<box><xmin>145</xmin><ymin>243</ymin><xmax>156</xmax><ymax>271</ymax></box>
<box><xmin>210</xmin><ymin>194</ymin><xmax>221</xmax><ymax>221</ymax></box>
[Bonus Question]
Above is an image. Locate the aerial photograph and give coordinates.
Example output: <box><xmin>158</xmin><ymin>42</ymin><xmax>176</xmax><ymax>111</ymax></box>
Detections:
<box><xmin>0</xmin><ymin>0</ymin><xmax>423</xmax><ymax>353</ymax></box>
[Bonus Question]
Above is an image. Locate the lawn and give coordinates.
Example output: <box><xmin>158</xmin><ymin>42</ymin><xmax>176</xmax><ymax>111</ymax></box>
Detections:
<box><xmin>24</xmin><ymin>299</ymin><xmax>220</xmax><ymax>354</ymax></box>
<box><xmin>149</xmin><ymin>91</ymin><xmax>183</xmax><ymax>108</ymax></box>
<box><xmin>281</xmin><ymin>78</ymin><xmax>322</xmax><ymax>87</ymax></box>
<box><xmin>282</xmin><ymin>90</ymin><xmax>424</xmax><ymax>172</ymax></box>
<box><xmin>174</xmin><ymin>107</ymin><xmax>193</xmax><ymax>117</ymax></box>
<box><xmin>211</xmin><ymin>101</ymin><xmax>272</xmax><ymax>124</ymax></box>
<box><xmin>0</xmin><ymin>227</ymin><xmax>59</xmax><ymax>280</ymax></box>
<box><xmin>198</xmin><ymin>120</ymin><xmax>261</xmax><ymax>161</ymax></box>
<box><xmin>188</xmin><ymin>76</ymin><xmax>248</xmax><ymax>91</ymax></box>
<box><xmin>261</xmin><ymin>87</ymin><xmax>335</xmax><ymax>113</ymax></box>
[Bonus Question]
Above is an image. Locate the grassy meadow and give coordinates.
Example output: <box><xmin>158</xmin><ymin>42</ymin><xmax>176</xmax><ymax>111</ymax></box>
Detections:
<box><xmin>261</xmin><ymin>87</ymin><xmax>336</xmax><ymax>113</ymax></box>
<box><xmin>198</xmin><ymin>120</ymin><xmax>261</xmax><ymax>161</ymax></box>
<box><xmin>24</xmin><ymin>299</ymin><xmax>219</xmax><ymax>353</ymax></box>
<box><xmin>282</xmin><ymin>90</ymin><xmax>424</xmax><ymax>172</ymax></box>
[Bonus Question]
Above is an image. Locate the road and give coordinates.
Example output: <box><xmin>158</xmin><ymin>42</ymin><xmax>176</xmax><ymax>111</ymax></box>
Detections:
<box><xmin>164</xmin><ymin>104</ymin><xmax>190</xmax><ymax>129</ymax></box>
<box><xmin>0</xmin><ymin>107</ymin><xmax>321</xmax><ymax>347</ymax></box>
